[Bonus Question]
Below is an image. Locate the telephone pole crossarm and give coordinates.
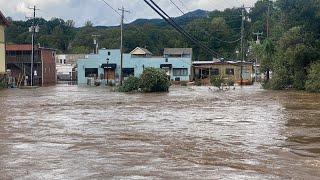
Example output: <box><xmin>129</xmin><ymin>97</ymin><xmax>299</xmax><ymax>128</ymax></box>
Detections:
<box><xmin>253</xmin><ymin>32</ymin><xmax>263</xmax><ymax>44</ymax></box>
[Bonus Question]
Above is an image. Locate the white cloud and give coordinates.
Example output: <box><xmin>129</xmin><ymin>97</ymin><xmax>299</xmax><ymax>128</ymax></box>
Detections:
<box><xmin>0</xmin><ymin>0</ymin><xmax>258</xmax><ymax>26</ymax></box>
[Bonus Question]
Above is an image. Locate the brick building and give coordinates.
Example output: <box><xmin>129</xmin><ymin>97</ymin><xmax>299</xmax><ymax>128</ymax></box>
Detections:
<box><xmin>6</xmin><ymin>44</ymin><xmax>56</xmax><ymax>86</ymax></box>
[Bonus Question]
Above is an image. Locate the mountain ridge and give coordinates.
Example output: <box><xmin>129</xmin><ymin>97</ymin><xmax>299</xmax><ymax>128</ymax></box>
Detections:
<box><xmin>129</xmin><ymin>9</ymin><xmax>209</xmax><ymax>26</ymax></box>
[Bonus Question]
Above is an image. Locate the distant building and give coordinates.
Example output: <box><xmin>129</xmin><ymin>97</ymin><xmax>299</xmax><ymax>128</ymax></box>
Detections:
<box><xmin>6</xmin><ymin>44</ymin><xmax>56</xmax><ymax>86</ymax></box>
<box><xmin>130</xmin><ymin>47</ymin><xmax>153</xmax><ymax>58</ymax></box>
<box><xmin>55</xmin><ymin>54</ymin><xmax>85</xmax><ymax>81</ymax></box>
<box><xmin>0</xmin><ymin>10</ymin><xmax>9</xmax><ymax>74</ymax></box>
<box><xmin>193</xmin><ymin>60</ymin><xmax>254</xmax><ymax>85</ymax></box>
<box><xmin>77</xmin><ymin>47</ymin><xmax>192</xmax><ymax>86</ymax></box>
<box><xmin>164</xmin><ymin>48</ymin><xmax>192</xmax><ymax>58</ymax></box>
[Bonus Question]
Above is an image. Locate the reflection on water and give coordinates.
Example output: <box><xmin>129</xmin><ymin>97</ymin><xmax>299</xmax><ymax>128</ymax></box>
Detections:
<box><xmin>0</xmin><ymin>85</ymin><xmax>319</xmax><ymax>179</ymax></box>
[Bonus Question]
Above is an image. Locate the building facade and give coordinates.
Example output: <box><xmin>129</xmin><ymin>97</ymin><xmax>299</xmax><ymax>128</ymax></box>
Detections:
<box><xmin>6</xmin><ymin>44</ymin><xmax>56</xmax><ymax>86</ymax></box>
<box><xmin>77</xmin><ymin>47</ymin><xmax>192</xmax><ymax>85</ymax></box>
<box><xmin>0</xmin><ymin>11</ymin><xmax>9</xmax><ymax>74</ymax></box>
<box><xmin>55</xmin><ymin>54</ymin><xmax>85</xmax><ymax>81</ymax></box>
<box><xmin>193</xmin><ymin>60</ymin><xmax>254</xmax><ymax>85</ymax></box>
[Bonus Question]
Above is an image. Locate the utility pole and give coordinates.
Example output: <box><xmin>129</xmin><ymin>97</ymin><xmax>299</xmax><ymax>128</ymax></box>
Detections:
<box><xmin>92</xmin><ymin>35</ymin><xmax>100</xmax><ymax>54</ymax></box>
<box><xmin>28</xmin><ymin>6</ymin><xmax>39</xmax><ymax>86</ymax></box>
<box><xmin>267</xmin><ymin>3</ymin><xmax>270</xmax><ymax>38</ymax></box>
<box><xmin>240</xmin><ymin>5</ymin><xmax>245</xmax><ymax>86</ymax></box>
<box><xmin>266</xmin><ymin>1</ymin><xmax>271</xmax><ymax>81</ymax></box>
<box><xmin>253</xmin><ymin>32</ymin><xmax>263</xmax><ymax>44</ymax></box>
<box><xmin>118</xmin><ymin>6</ymin><xmax>130</xmax><ymax>86</ymax></box>
<box><xmin>253</xmin><ymin>32</ymin><xmax>263</xmax><ymax>82</ymax></box>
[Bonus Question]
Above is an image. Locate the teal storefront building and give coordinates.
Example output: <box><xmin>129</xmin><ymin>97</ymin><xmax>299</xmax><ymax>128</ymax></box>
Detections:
<box><xmin>77</xmin><ymin>47</ymin><xmax>192</xmax><ymax>86</ymax></box>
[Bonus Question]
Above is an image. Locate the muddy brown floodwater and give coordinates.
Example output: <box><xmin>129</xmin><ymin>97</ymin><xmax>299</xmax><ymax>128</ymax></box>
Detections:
<box><xmin>0</xmin><ymin>84</ymin><xmax>319</xmax><ymax>180</ymax></box>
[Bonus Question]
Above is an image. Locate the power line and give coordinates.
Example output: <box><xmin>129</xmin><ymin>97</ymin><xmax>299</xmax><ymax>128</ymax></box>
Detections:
<box><xmin>100</xmin><ymin>0</ymin><xmax>121</xmax><ymax>16</ymax></box>
<box><xmin>98</xmin><ymin>0</ymin><xmax>148</xmax><ymax>52</ymax></box>
<box><xmin>214</xmin><ymin>37</ymin><xmax>241</xmax><ymax>44</ymax></box>
<box><xmin>169</xmin><ymin>0</ymin><xmax>185</xmax><ymax>15</ymax></box>
<box><xmin>176</xmin><ymin>0</ymin><xmax>189</xmax><ymax>12</ymax></box>
<box><xmin>144</xmin><ymin>0</ymin><xmax>221</xmax><ymax>58</ymax></box>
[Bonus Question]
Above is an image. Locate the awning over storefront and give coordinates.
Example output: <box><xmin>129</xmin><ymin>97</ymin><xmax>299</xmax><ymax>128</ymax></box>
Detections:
<box><xmin>160</xmin><ymin>64</ymin><xmax>172</xmax><ymax>69</ymax></box>
<box><xmin>101</xmin><ymin>63</ymin><xmax>117</xmax><ymax>69</ymax></box>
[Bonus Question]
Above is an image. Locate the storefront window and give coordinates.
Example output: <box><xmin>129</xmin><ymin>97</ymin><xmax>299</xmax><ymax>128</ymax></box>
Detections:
<box><xmin>173</xmin><ymin>68</ymin><xmax>188</xmax><ymax>76</ymax></box>
<box><xmin>85</xmin><ymin>68</ymin><xmax>98</xmax><ymax>77</ymax></box>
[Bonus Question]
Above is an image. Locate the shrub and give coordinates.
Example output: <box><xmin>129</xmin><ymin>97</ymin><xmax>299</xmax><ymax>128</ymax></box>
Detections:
<box><xmin>139</xmin><ymin>68</ymin><xmax>170</xmax><ymax>92</ymax></box>
<box><xmin>181</xmin><ymin>82</ymin><xmax>188</xmax><ymax>86</ymax></box>
<box><xmin>265</xmin><ymin>64</ymin><xmax>292</xmax><ymax>90</ymax></box>
<box><xmin>293</xmin><ymin>70</ymin><xmax>306</xmax><ymax>90</ymax></box>
<box><xmin>0</xmin><ymin>82</ymin><xmax>5</xmax><ymax>89</ymax></box>
<box><xmin>108</xmin><ymin>81</ymin><xmax>115</xmax><ymax>87</ymax></box>
<box><xmin>118</xmin><ymin>76</ymin><xmax>140</xmax><ymax>92</ymax></box>
<box><xmin>226</xmin><ymin>79</ymin><xmax>235</xmax><ymax>87</ymax></box>
<box><xmin>210</xmin><ymin>76</ymin><xmax>224</xmax><ymax>90</ymax></box>
<box><xmin>268</xmin><ymin>74</ymin><xmax>290</xmax><ymax>90</ymax></box>
<box><xmin>194</xmin><ymin>78</ymin><xmax>202</xmax><ymax>86</ymax></box>
<box><xmin>0</xmin><ymin>76</ymin><xmax>6</xmax><ymax>89</ymax></box>
<box><xmin>305</xmin><ymin>61</ymin><xmax>320</xmax><ymax>93</ymax></box>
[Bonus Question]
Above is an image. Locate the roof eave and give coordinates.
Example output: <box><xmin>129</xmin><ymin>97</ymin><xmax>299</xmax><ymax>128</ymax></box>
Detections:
<box><xmin>0</xmin><ymin>11</ymin><xmax>10</xmax><ymax>27</ymax></box>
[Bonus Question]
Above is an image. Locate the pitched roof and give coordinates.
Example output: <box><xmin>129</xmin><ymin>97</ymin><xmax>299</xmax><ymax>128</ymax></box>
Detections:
<box><xmin>130</xmin><ymin>47</ymin><xmax>153</xmax><ymax>55</ymax></box>
<box><xmin>164</xmin><ymin>48</ymin><xmax>192</xmax><ymax>55</ymax></box>
<box><xmin>0</xmin><ymin>10</ymin><xmax>9</xmax><ymax>26</ymax></box>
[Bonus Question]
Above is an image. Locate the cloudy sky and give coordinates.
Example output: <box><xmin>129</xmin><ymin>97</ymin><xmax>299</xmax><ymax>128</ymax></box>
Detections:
<box><xmin>0</xmin><ymin>0</ymin><xmax>257</xmax><ymax>27</ymax></box>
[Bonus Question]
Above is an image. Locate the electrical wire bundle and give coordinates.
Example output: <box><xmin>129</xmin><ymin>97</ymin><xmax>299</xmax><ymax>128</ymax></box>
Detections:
<box><xmin>143</xmin><ymin>0</ymin><xmax>221</xmax><ymax>58</ymax></box>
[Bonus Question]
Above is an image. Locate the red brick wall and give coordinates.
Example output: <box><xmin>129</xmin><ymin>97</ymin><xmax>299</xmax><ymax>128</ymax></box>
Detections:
<box><xmin>41</xmin><ymin>49</ymin><xmax>56</xmax><ymax>85</ymax></box>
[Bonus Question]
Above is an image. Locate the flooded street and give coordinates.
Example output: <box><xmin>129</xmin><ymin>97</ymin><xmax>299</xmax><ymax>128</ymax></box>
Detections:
<box><xmin>0</xmin><ymin>85</ymin><xmax>319</xmax><ymax>179</ymax></box>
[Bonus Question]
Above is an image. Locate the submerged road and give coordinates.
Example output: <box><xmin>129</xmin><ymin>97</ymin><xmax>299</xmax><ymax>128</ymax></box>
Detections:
<box><xmin>0</xmin><ymin>85</ymin><xmax>319</xmax><ymax>179</ymax></box>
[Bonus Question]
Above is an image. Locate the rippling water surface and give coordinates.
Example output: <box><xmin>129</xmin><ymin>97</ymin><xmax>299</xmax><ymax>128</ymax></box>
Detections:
<box><xmin>0</xmin><ymin>85</ymin><xmax>319</xmax><ymax>179</ymax></box>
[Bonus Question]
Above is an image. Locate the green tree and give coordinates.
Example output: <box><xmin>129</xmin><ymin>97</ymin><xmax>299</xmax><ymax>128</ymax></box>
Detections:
<box><xmin>305</xmin><ymin>61</ymin><xmax>320</xmax><ymax>93</ymax></box>
<box><xmin>118</xmin><ymin>76</ymin><xmax>140</xmax><ymax>92</ymax></box>
<box><xmin>139</xmin><ymin>68</ymin><xmax>170</xmax><ymax>92</ymax></box>
<box><xmin>277</xmin><ymin>27</ymin><xmax>312</xmax><ymax>89</ymax></box>
<box><xmin>84</xmin><ymin>20</ymin><xmax>93</xmax><ymax>27</ymax></box>
<box><xmin>210</xmin><ymin>76</ymin><xmax>224</xmax><ymax>90</ymax></box>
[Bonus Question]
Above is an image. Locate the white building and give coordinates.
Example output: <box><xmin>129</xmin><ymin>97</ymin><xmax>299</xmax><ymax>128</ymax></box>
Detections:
<box><xmin>56</xmin><ymin>54</ymin><xmax>85</xmax><ymax>81</ymax></box>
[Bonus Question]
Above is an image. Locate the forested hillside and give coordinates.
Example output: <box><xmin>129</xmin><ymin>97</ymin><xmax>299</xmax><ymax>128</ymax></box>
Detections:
<box><xmin>250</xmin><ymin>0</ymin><xmax>320</xmax><ymax>92</ymax></box>
<box><xmin>5</xmin><ymin>8</ymin><xmax>243</xmax><ymax>60</ymax></box>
